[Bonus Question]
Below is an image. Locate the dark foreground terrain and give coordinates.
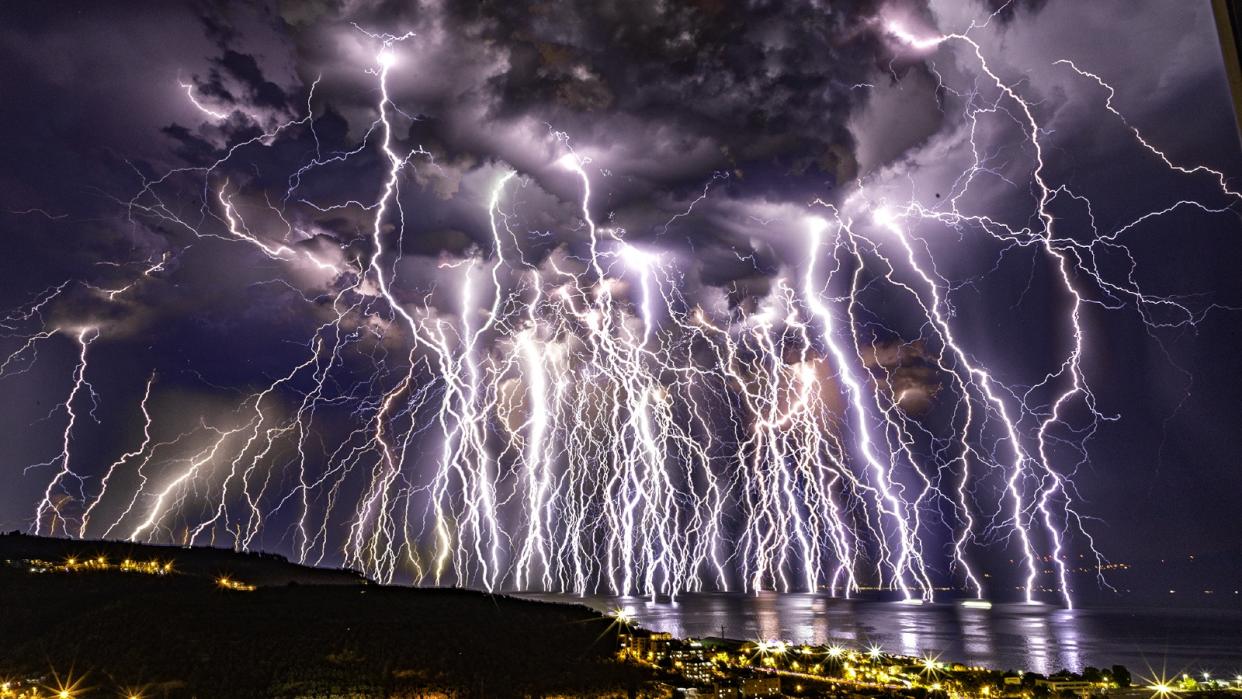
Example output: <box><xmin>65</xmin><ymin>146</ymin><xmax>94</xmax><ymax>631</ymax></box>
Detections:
<box><xmin>0</xmin><ymin>534</ymin><xmax>651</xmax><ymax>698</ymax></box>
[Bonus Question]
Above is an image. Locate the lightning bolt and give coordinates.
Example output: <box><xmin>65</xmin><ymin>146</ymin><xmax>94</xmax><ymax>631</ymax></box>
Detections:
<box><xmin>6</xmin><ymin>13</ymin><xmax>1237</xmax><ymax>609</ymax></box>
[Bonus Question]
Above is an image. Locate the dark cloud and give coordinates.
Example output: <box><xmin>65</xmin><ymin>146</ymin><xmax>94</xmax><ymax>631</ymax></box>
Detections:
<box><xmin>979</xmin><ymin>0</ymin><xmax>1050</xmax><ymax>23</ymax></box>
<box><xmin>861</xmin><ymin>340</ymin><xmax>943</xmax><ymax>416</ymax></box>
<box><xmin>441</xmin><ymin>0</ymin><xmax>879</xmax><ymax>180</ymax></box>
<box><xmin>208</xmin><ymin>49</ymin><xmax>291</xmax><ymax>110</ymax></box>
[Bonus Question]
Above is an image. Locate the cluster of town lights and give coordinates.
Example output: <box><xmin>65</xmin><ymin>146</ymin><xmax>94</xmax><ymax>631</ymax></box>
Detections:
<box><xmin>0</xmin><ymin>683</ymin><xmax>142</xmax><ymax>699</ymax></box>
<box><xmin>215</xmin><ymin>575</ymin><xmax>256</xmax><ymax>591</ymax></box>
<box><xmin>20</xmin><ymin>556</ymin><xmax>173</xmax><ymax>576</ymax></box>
<box><xmin>613</xmin><ymin>612</ymin><xmax>1242</xmax><ymax>699</ymax></box>
<box><xmin>0</xmin><ymin>673</ymin><xmax>145</xmax><ymax>699</ymax></box>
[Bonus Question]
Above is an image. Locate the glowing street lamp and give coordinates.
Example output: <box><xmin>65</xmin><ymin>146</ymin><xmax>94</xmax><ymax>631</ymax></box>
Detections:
<box><xmin>611</xmin><ymin>607</ymin><xmax>633</xmax><ymax>626</ymax></box>
<box><xmin>756</xmin><ymin>640</ymin><xmax>787</xmax><ymax>655</ymax></box>
<box><xmin>1150</xmin><ymin>682</ymin><xmax>1174</xmax><ymax>697</ymax></box>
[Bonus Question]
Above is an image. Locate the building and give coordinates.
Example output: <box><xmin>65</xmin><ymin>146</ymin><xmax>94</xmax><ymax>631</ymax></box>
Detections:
<box><xmin>671</xmin><ymin>640</ymin><xmax>715</xmax><ymax>685</ymax></box>
<box><xmin>1036</xmin><ymin>677</ymin><xmax>1095</xmax><ymax>696</ymax></box>
<box><xmin>740</xmin><ymin>676</ymin><xmax>781</xmax><ymax>697</ymax></box>
<box><xmin>999</xmin><ymin>674</ymin><xmax>1026</xmax><ymax>698</ymax></box>
<box><xmin>631</xmin><ymin>631</ymin><xmax>673</xmax><ymax>661</ymax></box>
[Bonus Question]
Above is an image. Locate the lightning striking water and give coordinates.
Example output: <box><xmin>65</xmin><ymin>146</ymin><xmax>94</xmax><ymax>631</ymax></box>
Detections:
<box><xmin>4</xmin><ymin>15</ymin><xmax>1238</xmax><ymax>605</ymax></box>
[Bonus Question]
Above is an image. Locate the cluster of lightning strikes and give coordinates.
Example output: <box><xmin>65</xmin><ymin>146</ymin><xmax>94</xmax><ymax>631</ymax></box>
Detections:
<box><xmin>6</xmin><ymin>18</ymin><xmax>1238</xmax><ymax>606</ymax></box>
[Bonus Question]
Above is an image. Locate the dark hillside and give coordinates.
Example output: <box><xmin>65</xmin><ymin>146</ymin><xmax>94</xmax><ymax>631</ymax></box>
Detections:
<box><xmin>0</xmin><ymin>535</ymin><xmax>650</xmax><ymax>698</ymax></box>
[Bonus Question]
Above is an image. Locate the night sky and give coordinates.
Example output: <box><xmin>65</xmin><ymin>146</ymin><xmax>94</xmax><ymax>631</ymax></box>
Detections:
<box><xmin>1</xmin><ymin>0</ymin><xmax>1240</xmax><ymax>596</ymax></box>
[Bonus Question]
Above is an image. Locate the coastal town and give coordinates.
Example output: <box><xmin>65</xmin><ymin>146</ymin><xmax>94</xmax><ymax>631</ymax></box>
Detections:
<box><xmin>614</xmin><ymin>610</ymin><xmax>1241</xmax><ymax>699</ymax></box>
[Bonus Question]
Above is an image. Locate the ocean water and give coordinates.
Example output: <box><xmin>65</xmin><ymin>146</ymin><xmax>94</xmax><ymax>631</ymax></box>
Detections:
<box><xmin>519</xmin><ymin>592</ymin><xmax>1242</xmax><ymax>677</ymax></box>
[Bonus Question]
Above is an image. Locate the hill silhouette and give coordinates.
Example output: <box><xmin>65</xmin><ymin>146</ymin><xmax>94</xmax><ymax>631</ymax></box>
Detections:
<box><xmin>0</xmin><ymin>533</ymin><xmax>649</xmax><ymax>698</ymax></box>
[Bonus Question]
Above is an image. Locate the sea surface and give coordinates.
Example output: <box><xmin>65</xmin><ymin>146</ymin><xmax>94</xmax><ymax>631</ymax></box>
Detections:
<box><xmin>518</xmin><ymin>592</ymin><xmax>1242</xmax><ymax>677</ymax></box>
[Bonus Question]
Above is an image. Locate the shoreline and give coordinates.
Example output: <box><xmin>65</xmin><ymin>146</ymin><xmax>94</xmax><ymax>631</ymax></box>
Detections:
<box><xmin>515</xmin><ymin>590</ymin><xmax>1242</xmax><ymax>681</ymax></box>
